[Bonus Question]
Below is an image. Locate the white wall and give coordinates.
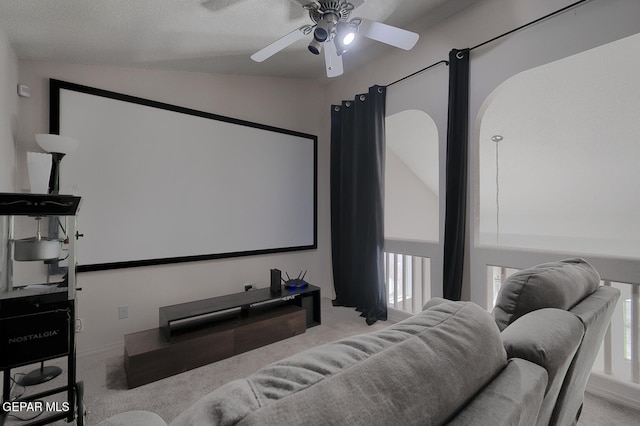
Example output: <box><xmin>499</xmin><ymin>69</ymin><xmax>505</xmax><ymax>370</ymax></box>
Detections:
<box><xmin>477</xmin><ymin>33</ymin><xmax>640</xmax><ymax>258</ymax></box>
<box><xmin>326</xmin><ymin>0</ymin><xmax>640</xmax><ymax>301</ymax></box>
<box><xmin>326</xmin><ymin>0</ymin><xmax>582</xmax><ymax>103</ymax></box>
<box><xmin>16</xmin><ymin>61</ymin><xmax>329</xmax><ymax>353</ymax></box>
<box><xmin>385</xmin><ymin>148</ymin><xmax>438</xmax><ymax>242</ymax></box>
<box><xmin>384</xmin><ymin>108</ymin><xmax>440</xmax><ymax>244</ymax></box>
<box><xmin>467</xmin><ymin>0</ymin><xmax>640</xmax><ymax>305</ymax></box>
<box><xmin>0</xmin><ymin>27</ymin><xmax>18</xmax><ymax>192</ymax></box>
<box><xmin>326</xmin><ymin>0</ymin><xmax>591</xmax><ymax>301</ymax></box>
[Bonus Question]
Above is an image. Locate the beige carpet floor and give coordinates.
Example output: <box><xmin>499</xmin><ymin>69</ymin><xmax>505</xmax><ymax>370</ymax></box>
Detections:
<box><xmin>3</xmin><ymin>298</ymin><xmax>639</xmax><ymax>425</ymax></box>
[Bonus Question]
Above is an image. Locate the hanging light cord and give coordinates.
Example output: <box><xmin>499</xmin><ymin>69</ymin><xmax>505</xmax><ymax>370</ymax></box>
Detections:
<box><xmin>491</xmin><ymin>135</ymin><xmax>503</xmax><ymax>243</ymax></box>
<box><xmin>495</xmin><ymin>141</ymin><xmax>500</xmax><ymax>243</ymax></box>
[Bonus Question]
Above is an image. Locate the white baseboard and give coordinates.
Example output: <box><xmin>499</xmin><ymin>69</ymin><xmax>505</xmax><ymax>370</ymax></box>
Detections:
<box><xmin>586</xmin><ymin>371</ymin><xmax>640</xmax><ymax>411</ymax></box>
<box><xmin>77</xmin><ymin>341</ymin><xmax>123</xmax><ymax>359</ymax></box>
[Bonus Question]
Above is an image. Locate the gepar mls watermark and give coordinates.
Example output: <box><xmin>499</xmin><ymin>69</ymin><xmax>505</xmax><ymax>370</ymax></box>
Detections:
<box><xmin>2</xmin><ymin>401</ymin><xmax>70</xmax><ymax>413</ymax></box>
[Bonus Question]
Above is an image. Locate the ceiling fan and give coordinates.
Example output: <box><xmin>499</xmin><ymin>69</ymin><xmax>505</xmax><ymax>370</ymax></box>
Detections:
<box><xmin>251</xmin><ymin>0</ymin><xmax>420</xmax><ymax>77</ymax></box>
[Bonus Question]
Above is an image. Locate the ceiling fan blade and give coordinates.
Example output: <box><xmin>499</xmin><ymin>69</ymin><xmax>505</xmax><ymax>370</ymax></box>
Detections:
<box><xmin>201</xmin><ymin>0</ymin><xmax>242</xmax><ymax>12</ymax></box>
<box><xmin>288</xmin><ymin>0</ymin><xmax>365</xmax><ymax>10</ymax></box>
<box><xmin>251</xmin><ymin>26</ymin><xmax>311</xmax><ymax>62</ymax></box>
<box><xmin>358</xmin><ymin>19</ymin><xmax>419</xmax><ymax>51</ymax></box>
<box><xmin>324</xmin><ymin>41</ymin><xmax>344</xmax><ymax>78</ymax></box>
<box><xmin>288</xmin><ymin>0</ymin><xmax>319</xmax><ymax>8</ymax></box>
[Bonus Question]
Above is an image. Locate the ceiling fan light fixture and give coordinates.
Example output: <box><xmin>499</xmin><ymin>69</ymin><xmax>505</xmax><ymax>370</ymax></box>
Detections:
<box><xmin>342</xmin><ymin>32</ymin><xmax>355</xmax><ymax>45</ymax></box>
<box><xmin>308</xmin><ymin>38</ymin><xmax>323</xmax><ymax>55</ymax></box>
<box><xmin>335</xmin><ymin>20</ymin><xmax>359</xmax><ymax>55</ymax></box>
<box><xmin>313</xmin><ymin>19</ymin><xmax>331</xmax><ymax>42</ymax></box>
<box><xmin>341</xmin><ymin>19</ymin><xmax>359</xmax><ymax>43</ymax></box>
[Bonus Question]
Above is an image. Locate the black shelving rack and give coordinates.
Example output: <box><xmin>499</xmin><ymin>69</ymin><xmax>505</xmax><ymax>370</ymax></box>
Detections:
<box><xmin>0</xmin><ymin>193</ymin><xmax>85</xmax><ymax>426</ymax></box>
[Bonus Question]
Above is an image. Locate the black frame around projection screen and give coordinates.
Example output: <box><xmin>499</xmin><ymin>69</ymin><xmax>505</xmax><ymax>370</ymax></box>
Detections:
<box><xmin>49</xmin><ymin>79</ymin><xmax>317</xmax><ymax>272</ymax></box>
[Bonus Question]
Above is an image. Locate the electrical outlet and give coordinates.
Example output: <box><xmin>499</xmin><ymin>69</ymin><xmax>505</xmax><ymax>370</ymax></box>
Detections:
<box><xmin>75</xmin><ymin>318</ymin><xmax>84</xmax><ymax>333</ymax></box>
<box><xmin>118</xmin><ymin>306</ymin><xmax>128</xmax><ymax>320</ymax></box>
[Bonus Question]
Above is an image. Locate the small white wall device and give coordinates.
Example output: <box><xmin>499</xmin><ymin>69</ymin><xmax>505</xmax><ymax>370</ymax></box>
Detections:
<box><xmin>17</xmin><ymin>84</ymin><xmax>32</xmax><ymax>98</ymax></box>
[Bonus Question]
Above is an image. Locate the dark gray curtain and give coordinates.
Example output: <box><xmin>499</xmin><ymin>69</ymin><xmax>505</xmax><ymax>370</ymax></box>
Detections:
<box><xmin>443</xmin><ymin>48</ymin><xmax>470</xmax><ymax>300</ymax></box>
<box><xmin>330</xmin><ymin>85</ymin><xmax>387</xmax><ymax>325</ymax></box>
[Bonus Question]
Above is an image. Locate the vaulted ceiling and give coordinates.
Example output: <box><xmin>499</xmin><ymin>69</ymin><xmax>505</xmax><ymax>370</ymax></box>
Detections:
<box><xmin>0</xmin><ymin>0</ymin><xmax>476</xmax><ymax>81</ymax></box>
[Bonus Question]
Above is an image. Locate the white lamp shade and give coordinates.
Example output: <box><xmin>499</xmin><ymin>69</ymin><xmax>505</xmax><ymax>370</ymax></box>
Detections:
<box><xmin>26</xmin><ymin>151</ymin><xmax>52</xmax><ymax>194</ymax></box>
<box><xmin>35</xmin><ymin>134</ymin><xmax>78</xmax><ymax>154</ymax></box>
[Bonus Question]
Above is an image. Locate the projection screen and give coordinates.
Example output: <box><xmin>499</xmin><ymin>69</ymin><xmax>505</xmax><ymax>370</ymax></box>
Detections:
<box><xmin>50</xmin><ymin>79</ymin><xmax>317</xmax><ymax>272</ymax></box>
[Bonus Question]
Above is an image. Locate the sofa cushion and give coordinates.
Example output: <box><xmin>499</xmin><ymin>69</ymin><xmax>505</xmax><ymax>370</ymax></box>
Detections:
<box><xmin>170</xmin><ymin>301</ymin><xmax>507</xmax><ymax>426</ymax></box>
<box><xmin>96</xmin><ymin>410</ymin><xmax>167</xmax><ymax>426</ymax></box>
<box><xmin>492</xmin><ymin>258</ymin><xmax>600</xmax><ymax>331</ymax></box>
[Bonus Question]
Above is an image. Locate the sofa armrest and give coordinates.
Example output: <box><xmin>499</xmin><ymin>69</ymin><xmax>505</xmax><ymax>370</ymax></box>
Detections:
<box><xmin>447</xmin><ymin>358</ymin><xmax>548</xmax><ymax>426</ymax></box>
<box><xmin>501</xmin><ymin>308</ymin><xmax>584</xmax><ymax>425</ymax></box>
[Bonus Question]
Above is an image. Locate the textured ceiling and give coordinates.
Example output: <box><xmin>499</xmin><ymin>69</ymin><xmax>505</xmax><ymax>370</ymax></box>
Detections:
<box><xmin>0</xmin><ymin>0</ymin><xmax>473</xmax><ymax>81</ymax></box>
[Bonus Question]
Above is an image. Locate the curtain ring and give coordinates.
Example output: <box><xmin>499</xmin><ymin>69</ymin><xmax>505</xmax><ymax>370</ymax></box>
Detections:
<box><xmin>359</xmin><ymin>95</ymin><xmax>366</xmax><ymax>101</ymax></box>
<box><xmin>345</xmin><ymin>101</ymin><xmax>351</xmax><ymax>107</ymax></box>
<box><xmin>456</xmin><ymin>51</ymin><xmax>464</xmax><ymax>59</ymax></box>
<box><xmin>334</xmin><ymin>106</ymin><xmax>340</xmax><ymax>112</ymax></box>
<box><xmin>378</xmin><ymin>87</ymin><xmax>383</xmax><ymax>93</ymax></box>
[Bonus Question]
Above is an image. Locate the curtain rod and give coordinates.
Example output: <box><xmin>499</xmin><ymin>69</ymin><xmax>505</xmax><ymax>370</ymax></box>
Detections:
<box><xmin>384</xmin><ymin>0</ymin><xmax>590</xmax><ymax>87</ymax></box>
<box><xmin>386</xmin><ymin>60</ymin><xmax>449</xmax><ymax>87</ymax></box>
<box><xmin>470</xmin><ymin>0</ymin><xmax>590</xmax><ymax>51</ymax></box>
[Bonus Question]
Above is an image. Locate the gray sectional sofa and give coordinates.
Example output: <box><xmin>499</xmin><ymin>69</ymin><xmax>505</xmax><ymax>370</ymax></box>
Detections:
<box><xmin>98</xmin><ymin>258</ymin><xmax>619</xmax><ymax>426</ymax></box>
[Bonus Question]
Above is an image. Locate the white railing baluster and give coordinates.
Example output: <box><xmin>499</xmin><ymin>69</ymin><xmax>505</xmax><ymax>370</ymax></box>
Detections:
<box><xmin>603</xmin><ymin>280</ymin><xmax>613</xmax><ymax>376</ymax></box>
<box><xmin>383</xmin><ymin>251</ymin><xmax>431</xmax><ymax>314</ymax></box>
<box><xmin>385</xmin><ymin>252</ymin><xmax>390</xmax><ymax>305</ymax></box>
<box><xmin>412</xmin><ymin>256</ymin><xmax>420</xmax><ymax>313</ymax></box>
<box><xmin>402</xmin><ymin>255</ymin><xmax>408</xmax><ymax>312</ymax></box>
<box><xmin>422</xmin><ymin>257</ymin><xmax>429</xmax><ymax>307</ymax></box>
<box><xmin>632</xmin><ymin>283</ymin><xmax>639</xmax><ymax>384</ymax></box>
<box><xmin>393</xmin><ymin>253</ymin><xmax>399</xmax><ymax>309</ymax></box>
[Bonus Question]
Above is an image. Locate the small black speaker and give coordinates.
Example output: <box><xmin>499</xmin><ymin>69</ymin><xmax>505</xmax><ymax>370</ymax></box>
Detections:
<box><xmin>270</xmin><ymin>269</ymin><xmax>282</xmax><ymax>295</ymax></box>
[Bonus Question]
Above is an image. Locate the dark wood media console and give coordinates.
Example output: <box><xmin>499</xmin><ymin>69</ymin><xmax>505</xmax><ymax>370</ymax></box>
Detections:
<box><xmin>124</xmin><ymin>285</ymin><xmax>320</xmax><ymax>388</ymax></box>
